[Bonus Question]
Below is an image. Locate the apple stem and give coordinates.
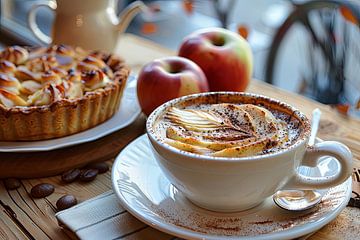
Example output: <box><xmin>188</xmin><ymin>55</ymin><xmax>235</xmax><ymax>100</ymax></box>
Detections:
<box><xmin>212</xmin><ymin>36</ymin><xmax>225</xmax><ymax>46</ymax></box>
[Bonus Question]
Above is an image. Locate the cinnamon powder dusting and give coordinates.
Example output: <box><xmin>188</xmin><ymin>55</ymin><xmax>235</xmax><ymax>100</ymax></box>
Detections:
<box><xmin>150</xmin><ymin>181</ymin><xmax>350</xmax><ymax>237</ymax></box>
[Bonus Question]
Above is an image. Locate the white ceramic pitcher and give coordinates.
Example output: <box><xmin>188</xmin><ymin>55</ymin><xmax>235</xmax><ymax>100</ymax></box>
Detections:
<box><xmin>28</xmin><ymin>0</ymin><xmax>147</xmax><ymax>52</ymax></box>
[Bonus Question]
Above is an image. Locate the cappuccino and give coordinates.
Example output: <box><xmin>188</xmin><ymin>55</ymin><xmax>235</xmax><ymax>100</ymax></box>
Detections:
<box><xmin>146</xmin><ymin>92</ymin><xmax>351</xmax><ymax>212</ymax></box>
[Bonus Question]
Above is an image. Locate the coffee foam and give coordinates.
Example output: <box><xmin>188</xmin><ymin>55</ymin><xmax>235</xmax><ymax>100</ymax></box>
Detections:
<box><xmin>152</xmin><ymin>94</ymin><xmax>308</xmax><ymax>158</ymax></box>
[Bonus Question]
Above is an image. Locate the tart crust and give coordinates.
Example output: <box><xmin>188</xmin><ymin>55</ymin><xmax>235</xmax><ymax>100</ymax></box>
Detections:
<box><xmin>0</xmin><ymin>47</ymin><xmax>129</xmax><ymax>141</ymax></box>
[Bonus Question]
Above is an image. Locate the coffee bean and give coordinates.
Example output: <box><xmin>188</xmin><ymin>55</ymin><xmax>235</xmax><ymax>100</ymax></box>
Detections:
<box><xmin>56</xmin><ymin>194</ymin><xmax>77</xmax><ymax>211</ymax></box>
<box><xmin>4</xmin><ymin>178</ymin><xmax>21</xmax><ymax>190</ymax></box>
<box><xmin>79</xmin><ymin>169</ymin><xmax>98</xmax><ymax>182</ymax></box>
<box><xmin>61</xmin><ymin>168</ymin><xmax>81</xmax><ymax>183</ymax></box>
<box><xmin>85</xmin><ymin>162</ymin><xmax>109</xmax><ymax>174</ymax></box>
<box><xmin>30</xmin><ymin>183</ymin><xmax>54</xmax><ymax>198</ymax></box>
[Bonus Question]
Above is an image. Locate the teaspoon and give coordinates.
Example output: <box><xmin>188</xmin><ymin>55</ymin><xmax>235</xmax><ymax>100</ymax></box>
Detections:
<box><xmin>273</xmin><ymin>108</ymin><xmax>325</xmax><ymax>211</ymax></box>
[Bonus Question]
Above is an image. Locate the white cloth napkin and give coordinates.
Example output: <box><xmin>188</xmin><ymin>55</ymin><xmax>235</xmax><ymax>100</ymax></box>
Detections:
<box><xmin>56</xmin><ymin>191</ymin><xmax>173</xmax><ymax>240</ymax></box>
<box><xmin>56</xmin><ymin>191</ymin><xmax>315</xmax><ymax>240</ymax></box>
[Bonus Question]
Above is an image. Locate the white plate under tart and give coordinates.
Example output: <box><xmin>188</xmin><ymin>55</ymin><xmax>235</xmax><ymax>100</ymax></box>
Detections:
<box><xmin>0</xmin><ymin>76</ymin><xmax>140</xmax><ymax>152</ymax></box>
<box><xmin>112</xmin><ymin>134</ymin><xmax>352</xmax><ymax>240</ymax></box>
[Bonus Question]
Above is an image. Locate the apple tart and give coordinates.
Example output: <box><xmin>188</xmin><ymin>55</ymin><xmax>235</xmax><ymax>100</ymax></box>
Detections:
<box><xmin>0</xmin><ymin>45</ymin><xmax>129</xmax><ymax>141</ymax></box>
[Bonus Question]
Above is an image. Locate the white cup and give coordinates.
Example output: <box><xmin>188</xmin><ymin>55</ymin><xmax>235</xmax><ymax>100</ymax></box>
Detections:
<box><xmin>146</xmin><ymin>92</ymin><xmax>352</xmax><ymax>212</ymax></box>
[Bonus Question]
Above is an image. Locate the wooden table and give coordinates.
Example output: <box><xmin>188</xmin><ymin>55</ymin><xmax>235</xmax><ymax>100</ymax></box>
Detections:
<box><xmin>1</xmin><ymin>34</ymin><xmax>360</xmax><ymax>240</ymax></box>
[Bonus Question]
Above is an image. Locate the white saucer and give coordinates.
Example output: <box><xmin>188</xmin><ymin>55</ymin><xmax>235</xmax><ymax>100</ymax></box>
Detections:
<box><xmin>0</xmin><ymin>76</ymin><xmax>141</xmax><ymax>152</ymax></box>
<box><xmin>112</xmin><ymin>134</ymin><xmax>352</xmax><ymax>240</ymax></box>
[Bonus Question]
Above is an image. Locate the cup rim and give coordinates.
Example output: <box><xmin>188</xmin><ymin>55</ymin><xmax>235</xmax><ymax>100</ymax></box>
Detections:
<box><xmin>146</xmin><ymin>92</ymin><xmax>311</xmax><ymax>162</ymax></box>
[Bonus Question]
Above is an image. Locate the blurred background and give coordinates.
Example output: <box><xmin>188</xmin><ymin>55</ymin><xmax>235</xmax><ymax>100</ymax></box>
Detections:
<box><xmin>1</xmin><ymin>0</ymin><xmax>359</xmax><ymax>117</ymax></box>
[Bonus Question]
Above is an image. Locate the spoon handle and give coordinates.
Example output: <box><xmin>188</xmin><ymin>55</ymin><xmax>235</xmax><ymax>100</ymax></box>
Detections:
<box><xmin>308</xmin><ymin>108</ymin><xmax>322</xmax><ymax>146</ymax></box>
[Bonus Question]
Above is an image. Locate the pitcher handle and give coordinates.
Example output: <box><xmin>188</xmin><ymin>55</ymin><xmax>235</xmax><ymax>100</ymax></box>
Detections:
<box><xmin>28</xmin><ymin>0</ymin><xmax>57</xmax><ymax>44</ymax></box>
<box><xmin>284</xmin><ymin>141</ymin><xmax>352</xmax><ymax>189</ymax></box>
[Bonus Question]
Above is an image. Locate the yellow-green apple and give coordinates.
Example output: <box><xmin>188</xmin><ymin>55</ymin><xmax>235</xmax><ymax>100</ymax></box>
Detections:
<box><xmin>178</xmin><ymin>27</ymin><xmax>253</xmax><ymax>92</ymax></box>
<box><xmin>137</xmin><ymin>56</ymin><xmax>209</xmax><ymax>116</ymax></box>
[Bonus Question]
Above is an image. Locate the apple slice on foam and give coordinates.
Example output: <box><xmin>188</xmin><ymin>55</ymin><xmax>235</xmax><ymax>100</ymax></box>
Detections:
<box><xmin>166</xmin><ymin>126</ymin><xmax>258</xmax><ymax>151</ymax></box>
<box><xmin>164</xmin><ymin>104</ymin><xmax>289</xmax><ymax>157</ymax></box>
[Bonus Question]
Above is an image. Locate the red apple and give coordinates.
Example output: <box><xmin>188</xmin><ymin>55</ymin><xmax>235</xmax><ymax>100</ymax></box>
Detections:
<box><xmin>137</xmin><ymin>56</ymin><xmax>209</xmax><ymax>116</ymax></box>
<box><xmin>178</xmin><ymin>27</ymin><xmax>253</xmax><ymax>92</ymax></box>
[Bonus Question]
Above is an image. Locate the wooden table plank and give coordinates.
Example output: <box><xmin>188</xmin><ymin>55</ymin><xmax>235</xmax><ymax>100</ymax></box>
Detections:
<box><xmin>0</xmin><ymin>209</ymin><xmax>29</xmax><ymax>240</ymax></box>
<box><xmin>1</xmin><ymin>34</ymin><xmax>360</xmax><ymax>240</ymax></box>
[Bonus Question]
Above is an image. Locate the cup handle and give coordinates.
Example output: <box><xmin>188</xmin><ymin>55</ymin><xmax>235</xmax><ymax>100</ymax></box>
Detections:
<box><xmin>284</xmin><ymin>141</ymin><xmax>352</xmax><ymax>189</ymax></box>
<box><xmin>28</xmin><ymin>0</ymin><xmax>57</xmax><ymax>44</ymax></box>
